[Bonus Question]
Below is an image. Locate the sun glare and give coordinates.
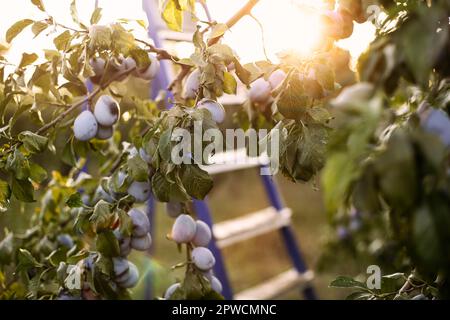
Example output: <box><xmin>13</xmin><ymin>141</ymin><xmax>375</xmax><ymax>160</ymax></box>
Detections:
<box><xmin>0</xmin><ymin>0</ymin><xmax>375</xmax><ymax>69</ymax></box>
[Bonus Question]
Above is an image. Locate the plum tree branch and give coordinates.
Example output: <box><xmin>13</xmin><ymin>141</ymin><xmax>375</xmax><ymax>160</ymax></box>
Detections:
<box><xmin>35</xmin><ymin>67</ymin><xmax>137</xmax><ymax>135</ymax></box>
<box><xmin>207</xmin><ymin>0</ymin><xmax>260</xmax><ymax>46</ymax></box>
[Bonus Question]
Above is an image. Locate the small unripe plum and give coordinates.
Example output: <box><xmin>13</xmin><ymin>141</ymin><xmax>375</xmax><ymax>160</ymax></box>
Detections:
<box><xmin>197</xmin><ymin>99</ymin><xmax>226</xmax><ymax>123</ymax></box>
<box><xmin>116</xmin><ymin>261</ymin><xmax>139</xmax><ymax>288</ymax></box>
<box><xmin>166</xmin><ymin>202</ymin><xmax>183</xmax><ymax>218</ymax></box>
<box><xmin>90</xmin><ymin>57</ymin><xmax>106</xmax><ymax>84</ymax></box>
<box><xmin>131</xmin><ymin>233</ymin><xmax>152</xmax><ymax>251</ymax></box>
<box><xmin>171</xmin><ymin>214</ymin><xmax>197</xmax><ymax>243</ymax></box>
<box><xmin>210</xmin><ymin>276</ymin><xmax>222</xmax><ymax>293</ymax></box>
<box><xmin>249</xmin><ymin>78</ymin><xmax>272</xmax><ymax>104</ymax></box>
<box><xmin>128</xmin><ymin>208</ymin><xmax>151</xmax><ymax>237</ymax></box>
<box><xmin>57</xmin><ymin>234</ymin><xmax>74</xmax><ymax>249</ymax></box>
<box><xmin>192</xmin><ymin>220</ymin><xmax>212</xmax><ymax>247</ymax></box>
<box><xmin>73</xmin><ymin>110</ymin><xmax>98</xmax><ymax>141</ymax></box>
<box><xmin>164</xmin><ymin>283</ymin><xmax>181</xmax><ymax>300</ymax></box>
<box><xmin>136</xmin><ymin>54</ymin><xmax>160</xmax><ymax>80</ymax></box>
<box><xmin>191</xmin><ymin>247</ymin><xmax>215</xmax><ymax>271</ymax></box>
<box><xmin>412</xmin><ymin>294</ymin><xmax>428</xmax><ymax>300</ymax></box>
<box><xmin>182</xmin><ymin>69</ymin><xmax>200</xmax><ymax>99</ymax></box>
<box><xmin>94</xmin><ymin>95</ymin><xmax>120</xmax><ymax>126</ymax></box>
<box><xmin>268</xmin><ymin>69</ymin><xmax>287</xmax><ymax>89</ymax></box>
<box><xmin>96</xmin><ymin>125</ymin><xmax>113</xmax><ymax>140</ymax></box>
<box><xmin>113</xmin><ymin>257</ymin><xmax>130</xmax><ymax>277</ymax></box>
<box><xmin>127</xmin><ymin>181</ymin><xmax>151</xmax><ymax>203</ymax></box>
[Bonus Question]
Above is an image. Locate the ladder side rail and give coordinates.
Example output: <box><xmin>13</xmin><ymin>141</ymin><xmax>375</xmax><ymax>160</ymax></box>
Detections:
<box><xmin>260</xmin><ymin>168</ymin><xmax>318</xmax><ymax>300</ymax></box>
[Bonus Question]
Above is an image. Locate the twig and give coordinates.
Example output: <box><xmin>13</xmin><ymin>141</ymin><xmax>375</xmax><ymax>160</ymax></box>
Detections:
<box><xmin>135</xmin><ymin>38</ymin><xmax>179</xmax><ymax>62</ymax></box>
<box><xmin>207</xmin><ymin>0</ymin><xmax>260</xmax><ymax>46</ymax></box>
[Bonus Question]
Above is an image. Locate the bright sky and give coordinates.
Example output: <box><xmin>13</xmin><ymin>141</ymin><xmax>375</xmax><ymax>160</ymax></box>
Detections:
<box><xmin>0</xmin><ymin>0</ymin><xmax>375</xmax><ymax>67</ymax></box>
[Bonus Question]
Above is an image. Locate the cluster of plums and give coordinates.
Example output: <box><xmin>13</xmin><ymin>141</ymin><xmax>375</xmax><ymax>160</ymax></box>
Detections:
<box><xmin>163</xmin><ymin>208</ymin><xmax>223</xmax><ymax>299</ymax></box>
<box><xmin>182</xmin><ymin>68</ymin><xmax>226</xmax><ymax>124</ymax></box>
<box><xmin>73</xmin><ymin>48</ymin><xmax>160</xmax><ymax>142</ymax></box>
<box><xmin>320</xmin><ymin>0</ymin><xmax>368</xmax><ymax>41</ymax></box>
<box><xmin>77</xmin><ymin>208</ymin><xmax>151</xmax><ymax>299</ymax></box>
<box><xmin>111</xmin><ymin>208</ymin><xmax>153</xmax><ymax>288</ymax></box>
<box><xmin>73</xmin><ymin>95</ymin><xmax>120</xmax><ymax>141</ymax></box>
<box><xmin>248</xmin><ymin>69</ymin><xmax>287</xmax><ymax>107</ymax></box>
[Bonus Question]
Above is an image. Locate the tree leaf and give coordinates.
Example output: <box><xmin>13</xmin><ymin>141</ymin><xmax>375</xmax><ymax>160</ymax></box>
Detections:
<box><xmin>90</xmin><ymin>200</ymin><xmax>114</xmax><ymax>232</ymax></box>
<box><xmin>181</xmin><ymin>164</ymin><xmax>213</xmax><ymax>200</ymax></box>
<box><xmin>90</xmin><ymin>7</ymin><xmax>102</xmax><ymax>25</ymax></box>
<box><xmin>209</xmin><ymin>23</ymin><xmax>228</xmax><ymax>40</ymax></box>
<box><xmin>0</xmin><ymin>180</ymin><xmax>11</xmax><ymax>213</ymax></box>
<box><xmin>329</xmin><ymin>276</ymin><xmax>368</xmax><ymax>289</ymax></box>
<box><xmin>29</xmin><ymin>163</ymin><xmax>47</xmax><ymax>183</ymax></box>
<box><xmin>162</xmin><ymin>0</ymin><xmax>183</xmax><ymax>32</ymax></box>
<box><xmin>18</xmin><ymin>131</ymin><xmax>48</xmax><ymax>153</ymax></box>
<box><xmin>31</xmin><ymin>21</ymin><xmax>48</xmax><ymax>38</ymax></box>
<box><xmin>6</xmin><ymin>19</ymin><xmax>34</xmax><ymax>43</ymax></box>
<box><xmin>66</xmin><ymin>192</ymin><xmax>83</xmax><ymax>208</ymax></box>
<box><xmin>96</xmin><ymin>230</ymin><xmax>120</xmax><ymax>257</ymax></box>
<box><xmin>223</xmin><ymin>71</ymin><xmax>237</xmax><ymax>94</ymax></box>
<box><xmin>53</xmin><ymin>30</ymin><xmax>72</xmax><ymax>51</ymax></box>
<box><xmin>17</xmin><ymin>248</ymin><xmax>42</xmax><ymax>272</ymax></box>
<box><xmin>11</xmin><ymin>178</ymin><xmax>35</xmax><ymax>202</ymax></box>
<box><xmin>127</xmin><ymin>154</ymin><xmax>149</xmax><ymax>182</ymax></box>
<box><xmin>31</xmin><ymin>0</ymin><xmax>46</xmax><ymax>12</ymax></box>
<box><xmin>6</xmin><ymin>149</ymin><xmax>30</xmax><ymax>180</ymax></box>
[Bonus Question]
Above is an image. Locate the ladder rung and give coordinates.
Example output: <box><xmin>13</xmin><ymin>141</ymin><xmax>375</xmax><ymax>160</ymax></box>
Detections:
<box><xmin>234</xmin><ymin>269</ymin><xmax>314</xmax><ymax>300</ymax></box>
<box><xmin>213</xmin><ymin>207</ymin><xmax>292</xmax><ymax>248</ymax></box>
<box><xmin>200</xmin><ymin>149</ymin><xmax>269</xmax><ymax>175</ymax></box>
<box><xmin>158</xmin><ymin>30</ymin><xmax>194</xmax><ymax>42</ymax></box>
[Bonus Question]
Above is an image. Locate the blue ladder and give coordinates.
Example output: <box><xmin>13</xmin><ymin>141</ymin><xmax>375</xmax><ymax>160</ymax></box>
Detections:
<box><xmin>142</xmin><ymin>0</ymin><xmax>316</xmax><ymax>300</ymax></box>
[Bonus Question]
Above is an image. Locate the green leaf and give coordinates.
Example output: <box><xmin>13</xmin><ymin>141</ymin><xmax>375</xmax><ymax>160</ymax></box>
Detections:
<box><xmin>127</xmin><ymin>154</ymin><xmax>148</xmax><ymax>182</ymax></box>
<box><xmin>223</xmin><ymin>71</ymin><xmax>237</xmax><ymax>94</ymax></box>
<box><xmin>413</xmin><ymin>204</ymin><xmax>441</xmax><ymax>269</ymax></box>
<box><xmin>181</xmin><ymin>164</ymin><xmax>213</xmax><ymax>200</ymax></box>
<box><xmin>151</xmin><ymin>171</ymin><xmax>189</xmax><ymax>202</ymax></box>
<box><xmin>90</xmin><ymin>7</ymin><xmax>102</xmax><ymax>25</ymax></box>
<box><xmin>96</xmin><ymin>230</ymin><xmax>120</xmax><ymax>257</ymax></box>
<box><xmin>0</xmin><ymin>233</ymin><xmax>14</xmax><ymax>264</ymax></box>
<box><xmin>66</xmin><ymin>192</ymin><xmax>83</xmax><ymax>208</ymax></box>
<box><xmin>54</xmin><ymin>30</ymin><xmax>72</xmax><ymax>51</ymax></box>
<box><xmin>31</xmin><ymin>21</ymin><xmax>48</xmax><ymax>38</ymax></box>
<box><xmin>11</xmin><ymin>178</ymin><xmax>35</xmax><ymax>202</ymax></box>
<box><xmin>62</xmin><ymin>138</ymin><xmax>77</xmax><ymax>166</ymax></box>
<box><xmin>162</xmin><ymin>0</ymin><xmax>183</xmax><ymax>32</ymax></box>
<box><xmin>130</xmin><ymin>48</ymin><xmax>151</xmax><ymax>70</ymax></box>
<box><xmin>6</xmin><ymin>149</ymin><xmax>30</xmax><ymax>180</ymax></box>
<box><xmin>158</xmin><ymin>129</ymin><xmax>173</xmax><ymax>162</ymax></box>
<box><xmin>330</xmin><ymin>276</ymin><xmax>368</xmax><ymax>290</ymax></box>
<box><xmin>346</xmin><ymin>291</ymin><xmax>372</xmax><ymax>300</ymax></box>
<box><xmin>17</xmin><ymin>248</ymin><xmax>42</xmax><ymax>272</ymax></box>
<box><xmin>6</xmin><ymin>19</ymin><xmax>34</xmax><ymax>43</ymax></box>
<box><xmin>18</xmin><ymin>131</ymin><xmax>48</xmax><ymax>153</ymax></box>
<box><xmin>31</xmin><ymin>0</ymin><xmax>46</xmax><ymax>12</ymax></box>
<box><xmin>29</xmin><ymin>163</ymin><xmax>47</xmax><ymax>183</ymax></box>
<box><xmin>70</xmin><ymin>0</ymin><xmax>81</xmax><ymax>26</ymax></box>
<box><xmin>0</xmin><ymin>180</ymin><xmax>11</xmax><ymax>213</ymax></box>
<box><xmin>90</xmin><ymin>200</ymin><xmax>114</xmax><ymax>231</ymax></box>
<box><xmin>209</xmin><ymin>23</ymin><xmax>228</xmax><ymax>39</ymax></box>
